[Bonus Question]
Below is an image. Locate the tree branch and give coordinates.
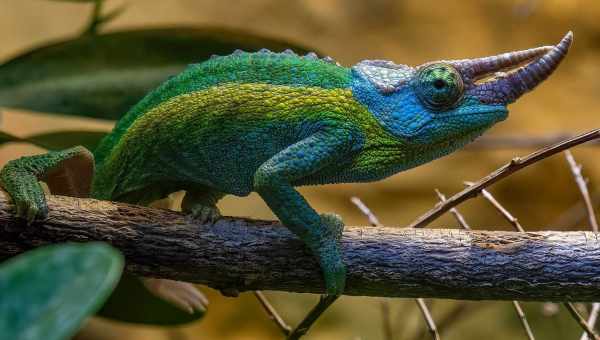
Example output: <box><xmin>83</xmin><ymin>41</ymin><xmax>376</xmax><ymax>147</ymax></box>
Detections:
<box><xmin>409</xmin><ymin>128</ymin><xmax>600</xmax><ymax>228</ymax></box>
<box><xmin>2</xmin><ymin>191</ymin><xmax>600</xmax><ymax>301</ymax></box>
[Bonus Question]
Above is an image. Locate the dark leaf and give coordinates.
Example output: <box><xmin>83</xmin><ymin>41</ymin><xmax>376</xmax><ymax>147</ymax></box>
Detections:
<box><xmin>0</xmin><ymin>243</ymin><xmax>123</xmax><ymax>340</ymax></box>
<box><xmin>0</xmin><ymin>27</ymin><xmax>318</xmax><ymax>120</ymax></box>
<box><xmin>0</xmin><ymin>130</ymin><xmax>107</xmax><ymax>151</ymax></box>
<box><xmin>97</xmin><ymin>274</ymin><xmax>205</xmax><ymax>325</ymax></box>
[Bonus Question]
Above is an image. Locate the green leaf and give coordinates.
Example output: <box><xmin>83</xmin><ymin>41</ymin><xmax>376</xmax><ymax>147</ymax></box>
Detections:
<box><xmin>0</xmin><ymin>130</ymin><xmax>107</xmax><ymax>150</ymax></box>
<box><xmin>0</xmin><ymin>27</ymin><xmax>318</xmax><ymax>120</ymax></box>
<box><xmin>97</xmin><ymin>274</ymin><xmax>205</xmax><ymax>325</ymax></box>
<box><xmin>0</xmin><ymin>243</ymin><xmax>123</xmax><ymax>340</ymax></box>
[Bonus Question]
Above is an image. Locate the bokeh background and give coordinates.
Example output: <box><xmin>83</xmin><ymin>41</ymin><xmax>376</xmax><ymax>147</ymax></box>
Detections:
<box><xmin>1</xmin><ymin>0</ymin><xmax>599</xmax><ymax>339</ymax></box>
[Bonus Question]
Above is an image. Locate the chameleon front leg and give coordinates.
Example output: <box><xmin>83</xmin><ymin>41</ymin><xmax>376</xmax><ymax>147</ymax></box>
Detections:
<box><xmin>0</xmin><ymin>146</ymin><xmax>94</xmax><ymax>223</ymax></box>
<box><xmin>0</xmin><ymin>147</ymin><xmax>208</xmax><ymax>316</ymax></box>
<box><xmin>253</xmin><ymin>128</ymin><xmax>361</xmax><ymax>296</ymax></box>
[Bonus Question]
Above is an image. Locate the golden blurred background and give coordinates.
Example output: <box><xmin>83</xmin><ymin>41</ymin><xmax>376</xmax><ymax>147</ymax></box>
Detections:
<box><xmin>1</xmin><ymin>0</ymin><xmax>599</xmax><ymax>339</ymax></box>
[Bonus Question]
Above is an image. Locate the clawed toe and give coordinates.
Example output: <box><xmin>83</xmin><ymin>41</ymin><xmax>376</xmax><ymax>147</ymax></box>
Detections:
<box><xmin>320</xmin><ymin>213</ymin><xmax>344</xmax><ymax>241</ymax></box>
<box><xmin>188</xmin><ymin>206</ymin><xmax>221</xmax><ymax>224</ymax></box>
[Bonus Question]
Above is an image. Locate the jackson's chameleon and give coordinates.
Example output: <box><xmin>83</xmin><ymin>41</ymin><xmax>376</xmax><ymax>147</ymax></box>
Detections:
<box><xmin>0</xmin><ymin>32</ymin><xmax>572</xmax><ymax>312</ymax></box>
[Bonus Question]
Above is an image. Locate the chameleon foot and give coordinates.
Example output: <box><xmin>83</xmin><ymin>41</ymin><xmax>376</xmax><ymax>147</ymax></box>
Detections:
<box><xmin>142</xmin><ymin>278</ymin><xmax>208</xmax><ymax>314</ymax></box>
<box><xmin>320</xmin><ymin>213</ymin><xmax>344</xmax><ymax>242</ymax></box>
<box><xmin>317</xmin><ymin>240</ymin><xmax>346</xmax><ymax>296</ymax></box>
<box><xmin>187</xmin><ymin>205</ymin><xmax>221</xmax><ymax>224</ymax></box>
<box><xmin>316</xmin><ymin>213</ymin><xmax>346</xmax><ymax>296</ymax></box>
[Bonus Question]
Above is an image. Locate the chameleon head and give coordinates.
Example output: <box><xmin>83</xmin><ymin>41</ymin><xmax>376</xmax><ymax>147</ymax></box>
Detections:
<box><xmin>351</xmin><ymin>31</ymin><xmax>573</xmax><ymax>147</ymax></box>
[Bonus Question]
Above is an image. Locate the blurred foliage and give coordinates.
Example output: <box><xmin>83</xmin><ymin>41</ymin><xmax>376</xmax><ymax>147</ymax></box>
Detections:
<box><xmin>0</xmin><ymin>130</ymin><xmax>106</xmax><ymax>150</ymax></box>
<box><xmin>0</xmin><ymin>27</ymin><xmax>316</xmax><ymax>121</ymax></box>
<box><xmin>0</xmin><ymin>243</ymin><xmax>123</xmax><ymax>340</ymax></box>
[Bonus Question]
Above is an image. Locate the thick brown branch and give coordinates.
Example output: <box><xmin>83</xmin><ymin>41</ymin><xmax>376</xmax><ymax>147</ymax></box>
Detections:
<box><xmin>2</xmin><ymin>192</ymin><xmax>600</xmax><ymax>301</ymax></box>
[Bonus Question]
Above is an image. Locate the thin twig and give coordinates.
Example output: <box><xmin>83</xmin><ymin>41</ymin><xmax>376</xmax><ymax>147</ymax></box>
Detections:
<box><xmin>350</xmin><ymin>196</ymin><xmax>383</xmax><ymax>227</ymax></box>
<box><xmin>409</xmin><ymin>129</ymin><xmax>600</xmax><ymax>228</ymax></box>
<box><xmin>463</xmin><ymin>182</ymin><xmax>524</xmax><ymax>232</ymax></box>
<box><xmin>564</xmin><ymin>151</ymin><xmax>600</xmax><ymax>340</ymax></box>
<box><xmin>565</xmin><ymin>302</ymin><xmax>600</xmax><ymax>340</ymax></box>
<box><xmin>351</xmin><ymin>197</ymin><xmax>441</xmax><ymax>340</ymax></box>
<box><xmin>380</xmin><ymin>300</ymin><xmax>394</xmax><ymax>340</ymax></box>
<box><xmin>582</xmin><ymin>304</ymin><xmax>600</xmax><ymax>340</ymax></box>
<box><xmin>464</xmin><ymin>184</ymin><xmax>535</xmax><ymax>340</ymax></box>
<box><xmin>253</xmin><ymin>291</ymin><xmax>291</xmax><ymax>336</ymax></box>
<box><xmin>565</xmin><ymin>151</ymin><xmax>599</xmax><ymax>232</ymax></box>
<box><xmin>287</xmin><ymin>295</ymin><xmax>339</xmax><ymax>340</ymax></box>
<box><xmin>412</xmin><ymin>302</ymin><xmax>475</xmax><ymax>340</ymax></box>
<box><xmin>469</xmin><ymin>134</ymin><xmax>600</xmax><ymax>150</ymax></box>
<box><xmin>511</xmin><ymin>301</ymin><xmax>536</xmax><ymax>340</ymax></box>
<box><xmin>415</xmin><ymin>299</ymin><xmax>441</xmax><ymax>340</ymax></box>
<box><xmin>434</xmin><ymin>189</ymin><xmax>471</xmax><ymax>230</ymax></box>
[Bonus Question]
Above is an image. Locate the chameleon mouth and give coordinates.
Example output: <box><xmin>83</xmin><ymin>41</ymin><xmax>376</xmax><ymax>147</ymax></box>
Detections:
<box><xmin>449</xmin><ymin>31</ymin><xmax>573</xmax><ymax>105</ymax></box>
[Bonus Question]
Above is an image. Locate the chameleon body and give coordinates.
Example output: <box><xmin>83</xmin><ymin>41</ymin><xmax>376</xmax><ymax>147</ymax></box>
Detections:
<box><xmin>0</xmin><ymin>33</ymin><xmax>572</xmax><ymax>303</ymax></box>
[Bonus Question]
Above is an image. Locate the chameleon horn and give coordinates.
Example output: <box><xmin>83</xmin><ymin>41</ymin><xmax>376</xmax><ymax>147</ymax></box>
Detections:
<box><xmin>453</xmin><ymin>45</ymin><xmax>553</xmax><ymax>79</ymax></box>
<box><xmin>468</xmin><ymin>31</ymin><xmax>573</xmax><ymax>104</ymax></box>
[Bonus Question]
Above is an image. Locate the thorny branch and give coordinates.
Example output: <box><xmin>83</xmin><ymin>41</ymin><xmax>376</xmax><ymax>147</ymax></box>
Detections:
<box><xmin>470</xmin><ymin>133</ymin><xmax>600</xmax><ymax>150</ymax></box>
<box><xmin>434</xmin><ymin>190</ymin><xmax>470</xmax><ymax>230</ymax></box>
<box><xmin>409</xmin><ymin>128</ymin><xmax>600</xmax><ymax>228</ymax></box>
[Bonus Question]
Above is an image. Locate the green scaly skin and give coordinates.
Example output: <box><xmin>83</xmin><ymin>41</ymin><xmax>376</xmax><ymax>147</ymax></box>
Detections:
<box><xmin>0</xmin><ymin>34</ymin><xmax>571</xmax><ymax>298</ymax></box>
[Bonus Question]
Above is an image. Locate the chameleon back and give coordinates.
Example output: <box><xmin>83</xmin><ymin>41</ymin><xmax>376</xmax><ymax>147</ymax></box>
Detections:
<box><xmin>93</xmin><ymin>50</ymin><xmax>352</xmax><ymax>168</ymax></box>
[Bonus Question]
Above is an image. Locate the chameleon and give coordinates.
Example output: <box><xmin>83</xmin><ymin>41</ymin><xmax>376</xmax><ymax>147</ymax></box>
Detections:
<box><xmin>0</xmin><ymin>32</ymin><xmax>572</xmax><ymax>313</ymax></box>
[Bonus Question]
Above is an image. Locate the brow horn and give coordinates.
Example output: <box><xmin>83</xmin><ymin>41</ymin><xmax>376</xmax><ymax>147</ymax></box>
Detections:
<box><xmin>465</xmin><ymin>31</ymin><xmax>573</xmax><ymax>104</ymax></box>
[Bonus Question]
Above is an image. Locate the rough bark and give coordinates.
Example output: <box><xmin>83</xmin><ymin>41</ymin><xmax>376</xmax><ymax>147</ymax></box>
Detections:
<box><xmin>1</xmin><ymin>191</ymin><xmax>599</xmax><ymax>301</ymax></box>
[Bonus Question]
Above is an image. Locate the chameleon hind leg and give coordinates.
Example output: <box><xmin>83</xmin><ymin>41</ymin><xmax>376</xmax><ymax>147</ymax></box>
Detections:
<box><xmin>181</xmin><ymin>187</ymin><xmax>224</xmax><ymax>223</ymax></box>
<box><xmin>138</xmin><ymin>186</ymin><xmax>224</xmax><ymax>313</ymax></box>
<box><xmin>120</xmin><ymin>185</ymin><xmax>218</xmax><ymax>314</ymax></box>
<box><xmin>0</xmin><ymin>146</ymin><xmax>94</xmax><ymax>223</ymax></box>
<box><xmin>254</xmin><ymin>128</ymin><xmax>359</xmax><ymax>296</ymax></box>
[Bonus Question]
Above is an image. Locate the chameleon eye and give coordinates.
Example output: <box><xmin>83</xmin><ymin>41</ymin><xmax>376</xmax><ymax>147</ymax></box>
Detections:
<box><xmin>415</xmin><ymin>63</ymin><xmax>464</xmax><ymax>110</ymax></box>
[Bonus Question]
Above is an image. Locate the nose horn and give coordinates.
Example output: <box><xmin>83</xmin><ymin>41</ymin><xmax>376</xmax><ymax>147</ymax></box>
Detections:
<box><xmin>479</xmin><ymin>31</ymin><xmax>573</xmax><ymax>104</ymax></box>
<box><xmin>454</xmin><ymin>46</ymin><xmax>553</xmax><ymax>78</ymax></box>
